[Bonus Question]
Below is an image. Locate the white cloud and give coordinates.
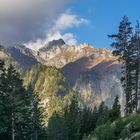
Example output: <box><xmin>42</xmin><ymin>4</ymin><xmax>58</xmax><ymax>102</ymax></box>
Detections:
<box><xmin>26</xmin><ymin>12</ymin><xmax>88</xmax><ymax>50</ymax></box>
<box><xmin>46</xmin><ymin>12</ymin><xmax>88</xmax><ymax>46</ymax></box>
<box><xmin>0</xmin><ymin>0</ymin><xmax>70</xmax><ymax>46</ymax></box>
<box><xmin>62</xmin><ymin>33</ymin><xmax>77</xmax><ymax>46</ymax></box>
<box><xmin>26</xmin><ymin>32</ymin><xmax>63</xmax><ymax>50</ymax></box>
<box><xmin>51</xmin><ymin>13</ymin><xmax>88</xmax><ymax>32</ymax></box>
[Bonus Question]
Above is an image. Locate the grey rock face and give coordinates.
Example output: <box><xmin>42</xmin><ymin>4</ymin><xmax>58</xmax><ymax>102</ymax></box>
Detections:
<box><xmin>7</xmin><ymin>39</ymin><xmax>124</xmax><ymax>109</ymax></box>
<box><xmin>37</xmin><ymin>43</ymin><xmax>96</xmax><ymax>68</ymax></box>
<box><xmin>8</xmin><ymin>45</ymin><xmax>38</xmax><ymax>68</ymax></box>
<box><xmin>74</xmin><ymin>61</ymin><xmax>124</xmax><ymax>110</ymax></box>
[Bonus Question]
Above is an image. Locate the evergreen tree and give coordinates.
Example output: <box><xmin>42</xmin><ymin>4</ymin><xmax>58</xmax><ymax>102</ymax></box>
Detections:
<box><xmin>79</xmin><ymin>107</ymin><xmax>97</xmax><ymax>139</ymax></box>
<box><xmin>32</xmin><ymin>92</ymin><xmax>46</xmax><ymax>140</ymax></box>
<box><xmin>64</xmin><ymin>95</ymin><xmax>81</xmax><ymax>140</ymax></box>
<box><xmin>47</xmin><ymin>112</ymin><xmax>68</xmax><ymax>140</ymax></box>
<box><xmin>0</xmin><ymin>64</ymin><xmax>26</xmax><ymax>139</ymax></box>
<box><xmin>0</xmin><ymin>62</ymin><xmax>46</xmax><ymax>139</ymax></box>
<box><xmin>0</xmin><ymin>60</ymin><xmax>8</xmax><ymax>139</ymax></box>
<box><xmin>130</xmin><ymin>22</ymin><xmax>140</xmax><ymax>112</ymax></box>
<box><xmin>109</xmin><ymin>16</ymin><xmax>133</xmax><ymax>115</ymax></box>
<box><xmin>109</xmin><ymin>96</ymin><xmax>121</xmax><ymax>122</ymax></box>
<box><xmin>96</xmin><ymin>102</ymin><xmax>109</xmax><ymax>126</ymax></box>
<box><xmin>22</xmin><ymin>85</ymin><xmax>46</xmax><ymax>140</ymax></box>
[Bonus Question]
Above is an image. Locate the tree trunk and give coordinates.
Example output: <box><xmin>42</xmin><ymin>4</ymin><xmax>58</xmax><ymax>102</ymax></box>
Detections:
<box><xmin>12</xmin><ymin>113</ymin><xmax>15</xmax><ymax>140</ymax></box>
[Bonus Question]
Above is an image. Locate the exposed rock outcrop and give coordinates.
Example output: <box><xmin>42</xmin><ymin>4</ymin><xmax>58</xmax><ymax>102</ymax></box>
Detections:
<box><xmin>5</xmin><ymin>39</ymin><xmax>124</xmax><ymax>109</ymax></box>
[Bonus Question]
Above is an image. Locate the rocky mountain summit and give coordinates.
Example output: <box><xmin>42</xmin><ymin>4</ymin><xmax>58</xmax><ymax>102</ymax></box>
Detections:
<box><xmin>5</xmin><ymin>39</ymin><xmax>123</xmax><ymax>109</ymax></box>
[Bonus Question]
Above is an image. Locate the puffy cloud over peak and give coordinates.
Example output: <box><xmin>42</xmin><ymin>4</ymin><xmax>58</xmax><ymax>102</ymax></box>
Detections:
<box><xmin>26</xmin><ymin>12</ymin><xmax>88</xmax><ymax>50</ymax></box>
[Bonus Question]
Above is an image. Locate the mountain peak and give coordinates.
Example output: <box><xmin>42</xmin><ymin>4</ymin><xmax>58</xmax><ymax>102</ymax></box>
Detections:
<box><xmin>49</xmin><ymin>38</ymin><xmax>65</xmax><ymax>46</ymax></box>
<box><xmin>39</xmin><ymin>38</ymin><xmax>65</xmax><ymax>52</ymax></box>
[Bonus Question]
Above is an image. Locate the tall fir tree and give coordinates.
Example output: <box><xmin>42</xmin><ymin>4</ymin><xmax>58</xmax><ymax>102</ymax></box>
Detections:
<box><xmin>109</xmin><ymin>16</ymin><xmax>133</xmax><ymax>115</ymax></box>
<box><xmin>79</xmin><ymin>107</ymin><xmax>97</xmax><ymax>139</ymax></box>
<box><xmin>131</xmin><ymin>22</ymin><xmax>140</xmax><ymax>112</ymax></box>
<box><xmin>109</xmin><ymin>96</ymin><xmax>121</xmax><ymax>122</ymax></box>
<box><xmin>0</xmin><ymin>62</ymin><xmax>46</xmax><ymax>139</ymax></box>
<box><xmin>96</xmin><ymin>102</ymin><xmax>109</xmax><ymax>126</ymax></box>
<box><xmin>64</xmin><ymin>95</ymin><xmax>81</xmax><ymax>140</ymax></box>
<box><xmin>47</xmin><ymin>112</ymin><xmax>68</xmax><ymax>140</ymax></box>
<box><xmin>0</xmin><ymin>60</ymin><xmax>8</xmax><ymax>139</ymax></box>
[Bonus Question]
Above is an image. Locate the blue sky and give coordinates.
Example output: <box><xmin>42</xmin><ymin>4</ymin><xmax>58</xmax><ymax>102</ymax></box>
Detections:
<box><xmin>64</xmin><ymin>0</ymin><xmax>140</xmax><ymax>48</ymax></box>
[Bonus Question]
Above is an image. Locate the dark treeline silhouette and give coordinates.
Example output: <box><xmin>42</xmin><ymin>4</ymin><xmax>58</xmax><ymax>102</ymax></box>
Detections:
<box><xmin>47</xmin><ymin>96</ymin><xmax>121</xmax><ymax>140</ymax></box>
<box><xmin>109</xmin><ymin>16</ymin><xmax>140</xmax><ymax>115</ymax></box>
<box><xmin>0</xmin><ymin>60</ymin><xmax>46</xmax><ymax>140</ymax></box>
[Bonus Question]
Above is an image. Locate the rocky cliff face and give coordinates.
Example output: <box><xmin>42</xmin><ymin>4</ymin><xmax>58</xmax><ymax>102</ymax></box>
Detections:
<box><xmin>0</xmin><ymin>46</ymin><xmax>24</xmax><ymax>73</ymax></box>
<box><xmin>74</xmin><ymin>60</ymin><xmax>124</xmax><ymax>109</ymax></box>
<box><xmin>6</xmin><ymin>39</ymin><xmax>124</xmax><ymax>109</ymax></box>
<box><xmin>37</xmin><ymin>41</ymin><xmax>97</xmax><ymax>68</ymax></box>
<box><xmin>8</xmin><ymin>45</ymin><xmax>38</xmax><ymax>68</ymax></box>
<box><xmin>59</xmin><ymin>45</ymin><xmax>124</xmax><ymax>109</ymax></box>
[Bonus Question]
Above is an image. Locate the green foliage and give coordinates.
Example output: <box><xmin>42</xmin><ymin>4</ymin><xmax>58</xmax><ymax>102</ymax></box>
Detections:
<box><xmin>45</xmin><ymin>90</ymin><xmax>76</xmax><ymax>124</ymax></box>
<box><xmin>1</xmin><ymin>59</ymin><xmax>140</xmax><ymax>140</ymax></box>
<box><xmin>96</xmin><ymin>102</ymin><xmax>110</xmax><ymax>126</ymax></box>
<box><xmin>127</xmin><ymin>115</ymin><xmax>140</xmax><ymax>133</ymax></box>
<box><xmin>24</xmin><ymin>64</ymin><xmax>77</xmax><ymax>127</ymax></box>
<box><xmin>133</xmin><ymin>134</ymin><xmax>140</xmax><ymax>140</ymax></box>
<box><xmin>0</xmin><ymin>61</ymin><xmax>45</xmax><ymax>139</ymax></box>
<box><xmin>109</xmin><ymin>96</ymin><xmax>121</xmax><ymax>122</ymax></box>
<box><xmin>47</xmin><ymin>95</ymin><xmax>99</xmax><ymax>140</ymax></box>
<box><xmin>64</xmin><ymin>95</ymin><xmax>81</xmax><ymax>140</ymax></box>
<box><xmin>109</xmin><ymin>16</ymin><xmax>140</xmax><ymax>115</ymax></box>
<box><xmin>24</xmin><ymin>64</ymin><xmax>69</xmax><ymax>99</ymax></box>
<box><xmin>79</xmin><ymin>107</ymin><xmax>97</xmax><ymax>139</ymax></box>
<box><xmin>84</xmin><ymin>114</ymin><xmax>140</xmax><ymax>140</ymax></box>
<box><xmin>109</xmin><ymin>16</ymin><xmax>133</xmax><ymax>115</ymax></box>
<box><xmin>47</xmin><ymin>95</ymin><xmax>80</xmax><ymax>140</ymax></box>
<box><xmin>113</xmin><ymin>119</ymin><xmax>124</xmax><ymax>138</ymax></box>
<box><xmin>47</xmin><ymin>112</ymin><xmax>68</xmax><ymax>140</ymax></box>
<box><xmin>120</xmin><ymin>128</ymin><xmax>131</xmax><ymax>139</ymax></box>
<box><xmin>94</xmin><ymin>123</ymin><xmax>114</xmax><ymax>140</ymax></box>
